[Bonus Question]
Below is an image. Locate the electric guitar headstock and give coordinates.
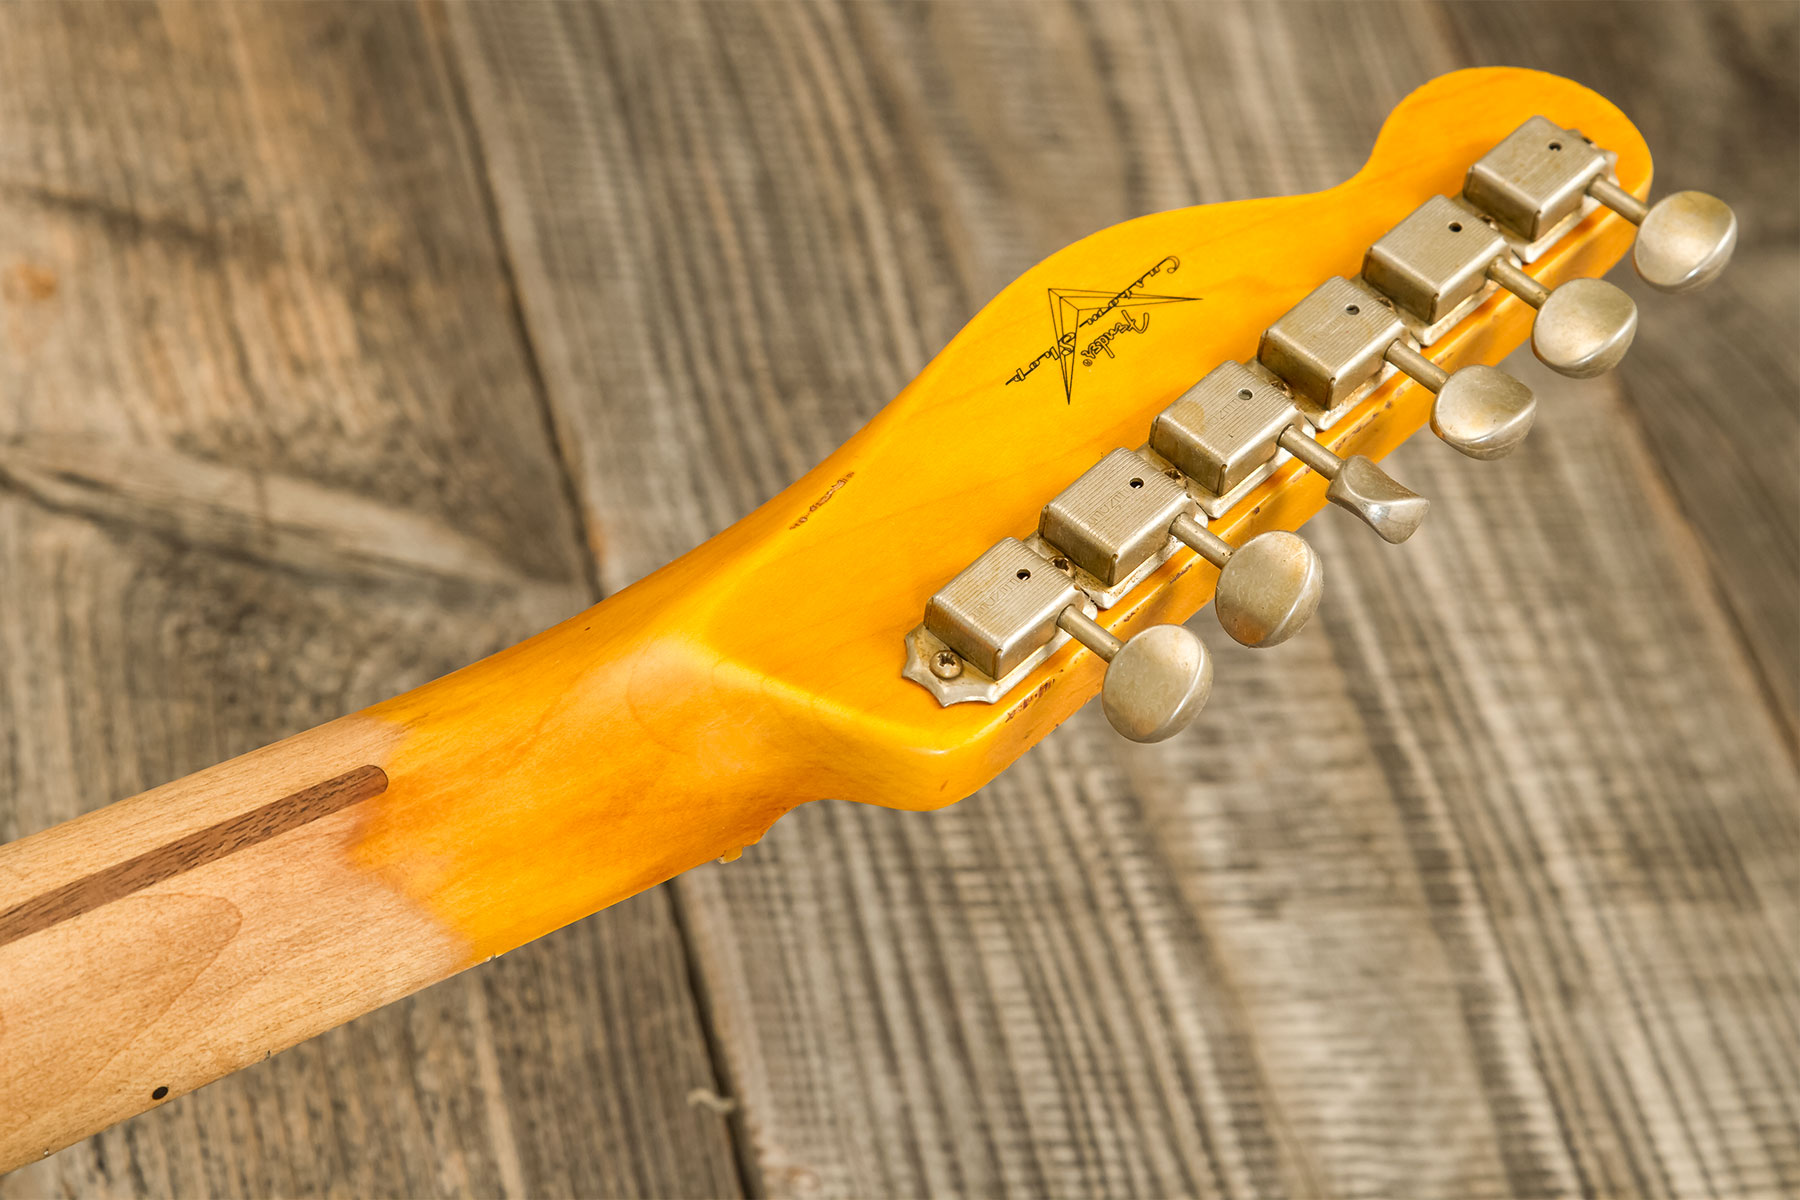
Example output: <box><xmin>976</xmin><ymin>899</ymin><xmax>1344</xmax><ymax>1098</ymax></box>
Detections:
<box><xmin>658</xmin><ymin>66</ymin><xmax>1735</xmax><ymax>809</ymax></box>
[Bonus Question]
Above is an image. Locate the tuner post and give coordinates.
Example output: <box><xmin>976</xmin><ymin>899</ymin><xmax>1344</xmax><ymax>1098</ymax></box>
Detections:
<box><xmin>1361</xmin><ymin>195</ymin><xmax>1633</xmax><ymax>382</ymax></box>
<box><xmin>1258</xmin><ymin>275</ymin><xmax>1534</xmax><ymax>463</ymax></box>
<box><xmin>1149</xmin><ymin>358</ymin><xmax>1427</xmax><ymax>545</ymax></box>
<box><xmin>915</xmin><ymin>536</ymin><xmax>1213</xmax><ymax>740</ymax></box>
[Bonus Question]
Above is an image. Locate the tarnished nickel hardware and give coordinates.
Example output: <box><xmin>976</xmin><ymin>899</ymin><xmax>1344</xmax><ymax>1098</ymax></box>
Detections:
<box><xmin>1365</xmin><ymin>195</ymin><xmax>1507</xmax><ymax>331</ymax></box>
<box><xmin>902</xmin><ymin>114</ymin><xmax>1739</xmax><ymax>735</ymax></box>
<box><xmin>1366</xmin><ymin>180</ymin><xmax>1636</xmax><ymax>379</ymax></box>
<box><xmin>1276</xmin><ymin>425</ymin><xmax>1429</xmax><ymax>544</ymax></box>
<box><xmin>1385</xmin><ymin>341</ymin><xmax>1536</xmax><ymax>461</ymax></box>
<box><xmin>1258</xmin><ymin>277</ymin><xmax>1534</xmax><ymax>459</ymax></box>
<box><xmin>903</xmin><ymin>621</ymin><xmax>1058</xmax><ymax>706</ymax></box>
<box><xmin>1168</xmin><ymin>517</ymin><xmax>1323</xmax><ymax>648</ymax></box>
<box><xmin>904</xmin><ymin>528</ymin><xmax>1151</xmax><ymax>703</ymax></box>
<box><xmin>1036</xmin><ymin>447</ymin><xmax>1326</xmax><ymax>648</ymax></box>
<box><xmin>1465</xmin><ymin>116</ymin><xmax>1611</xmax><ymax>244</ymax></box>
<box><xmin>1487</xmin><ymin>259</ymin><xmax>1637</xmax><ymax>378</ymax></box>
<box><xmin>916</xmin><ymin>536</ymin><xmax>1212</xmax><ymax>741</ymax></box>
<box><xmin>1057</xmin><ymin>609</ymin><xmax>1213</xmax><ymax>743</ymax></box>
<box><xmin>1257</xmin><ymin>277</ymin><xmax>1407</xmax><ymax>419</ymax></box>
<box><xmin>1039</xmin><ymin>449</ymin><xmax>1190</xmax><ymax>588</ymax></box>
<box><xmin>1587</xmin><ymin>177</ymin><xmax>1737</xmax><ymax>294</ymax></box>
<box><xmin>1467</xmin><ymin>116</ymin><xmax>1737</xmax><ymax>291</ymax></box>
<box><xmin>1150</xmin><ymin>362</ymin><xmax>1301</xmax><ymax>516</ymax></box>
<box><xmin>923</xmin><ymin>537</ymin><xmax>1084</xmax><ymax>682</ymax></box>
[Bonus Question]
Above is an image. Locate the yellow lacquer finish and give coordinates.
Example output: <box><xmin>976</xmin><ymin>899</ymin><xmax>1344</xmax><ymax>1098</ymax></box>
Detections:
<box><xmin>352</xmin><ymin>68</ymin><xmax>1651</xmax><ymax>959</ymax></box>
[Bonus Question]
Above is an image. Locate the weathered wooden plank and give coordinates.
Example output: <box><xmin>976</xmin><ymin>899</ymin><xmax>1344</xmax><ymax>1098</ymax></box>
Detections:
<box><xmin>1434</xmin><ymin>0</ymin><xmax>1800</xmax><ymax>744</ymax></box>
<box><xmin>0</xmin><ymin>3</ymin><xmax>738</xmax><ymax>1196</ymax></box>
<box><xmin>451</xmin><ymin>1</ymin><xmax>1800</xmax><ymax>1197</ymax></box>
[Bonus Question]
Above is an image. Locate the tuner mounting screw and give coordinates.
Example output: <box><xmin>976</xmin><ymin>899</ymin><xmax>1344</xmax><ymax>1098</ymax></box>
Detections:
<box><xmin>930</xmin><ymin>649</ymin><xmax>964</xmax><ymax>680</ymax></box>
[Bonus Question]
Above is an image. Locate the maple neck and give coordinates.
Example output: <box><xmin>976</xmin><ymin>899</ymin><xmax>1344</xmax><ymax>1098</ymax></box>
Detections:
<box><xmin>0</xmin><ymin>575</ymin><xmax>801</xmax><ymax>1171</ymax></box>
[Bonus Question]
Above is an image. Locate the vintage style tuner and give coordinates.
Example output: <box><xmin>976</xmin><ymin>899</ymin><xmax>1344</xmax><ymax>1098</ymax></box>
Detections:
<box><xmin>920</xmin><ymin>537</ymin><xmax>1212</xmax><ymax>743</ymax></box>
<box><xmin>1151</xmin><ymin>360</ymin><xmax>1430</xmax><ymax>544</ymax></box>
<box><xmin>1037</xmin><ymin>449</ymin><xmax>1325</xmax><ymax>650</ymax></box>
<box><xmin>1364</xmin><ymin>190</ymin><xmax>1638</xmax><ymax>380</ymax></box>
<box><xmin>1467</xmin><ymin>115</ymin><xmax>1738</xmax><ymax>294</ymax></box>
<box><xmin>1260</xmin><ymin>276</ymin><xmax>1536</xmax><ymax>461</ymax></box>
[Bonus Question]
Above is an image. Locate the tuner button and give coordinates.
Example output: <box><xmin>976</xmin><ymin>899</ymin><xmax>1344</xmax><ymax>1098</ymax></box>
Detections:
<box><xmin>1055</xmin><ymin>608</ymin><xmax>1212</xmax><ymax>743</ymax></box>
<box><xmin>1472</xmin><ymin>121</ymin><xmax>1736</xmax><ymax>295</ymax></box>
<box><xmin>1488</xmin><ymin>258</ymin><xmax>1638</xmax><ymax>379</ymax></box>
<box><xmin>1100</xmin><ymin>624</ymin><xmax>1214</xmax><ymax>743</ymax></box>
<box><xmin>1383</xmin><ymin>341</ymin><xmax>1536</xmax><ymax>461</ymax></box>
<box><xmin>1328</xmin><ymin>456</ymin><xmax>1430</xmax><ymax>544</ymax></box>
<box><xmin>1531</xmin><ymin>277</ymin><xmax>1638</xmax><ymax>378</ymax></box>
<box><xmin>1276</xmin><ymin>425</ymin><xmax>1429</xmax><ymax>544</ymax></box>
<box><xmin>1169</xmin><ymin>515</ymin><xmax>1325</xmax><ymax>648</ymax></box>
<box><xmin>1429</xmin><ymin>364</ymin><xmax>1537</xmax><ymax>460</ymax></box>
<box><xmin>1634</xmin><ymin>191</ymin><xmax>1737</xmax><ymax>294</ymax></box>
<box><xmin>1214</xmin><ymin>531</ymin><xmax>1324</xmax><ymax>649</ymax></box>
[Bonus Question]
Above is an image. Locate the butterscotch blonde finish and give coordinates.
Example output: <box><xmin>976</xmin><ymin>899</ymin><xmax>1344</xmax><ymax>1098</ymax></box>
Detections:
<box><xmin>0</xmin><ymin>67</ymin><xmax>1649</xmax><ymax>1170</ymax></box>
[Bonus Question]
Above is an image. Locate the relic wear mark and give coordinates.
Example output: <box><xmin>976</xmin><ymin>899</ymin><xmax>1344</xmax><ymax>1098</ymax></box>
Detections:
<box><xmin>1004</xmin><ymin>678</ymin><xmax>1055</xmax><ymax>722</ymax></box>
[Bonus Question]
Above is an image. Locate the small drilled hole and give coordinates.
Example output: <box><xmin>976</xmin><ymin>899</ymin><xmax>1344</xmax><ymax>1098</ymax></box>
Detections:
<box><xmin>1448</xmin><ymin>221</ymin><xmax>1463</xmax><ymax>232</ymax></box>
<box><xmin>1237</xmin><ymin>388</ymin><xmax>1253</xmax><ymax>400</ymax></box>
<box><xmin>1016</xmin><ymin>568</ymin><xmax>1031</xmax><ymax>580</ymax></box>
<box><xmin>152</xmin><ymin>1086</ymin><xmax>169</xmax><ymax>1101</ymax></box>
<box><xmin>1548</xmin><ymin>141</ymin><xmax>1562</xmax><ymax>151</ymax></box>
<box><xmin>1345</xmin><ymin>304</ymin><xmax>1360</xmax><ymax>315</ymax></box>
<box><xmin>1051</xmin><ymin>556</ymin><xmax>1070</xmax><ymax>571</ymax></box>
<box><xmin>1129</xmin><ymin>477</ymin><xmax>1144</xmax><ymax>489</ymax></box>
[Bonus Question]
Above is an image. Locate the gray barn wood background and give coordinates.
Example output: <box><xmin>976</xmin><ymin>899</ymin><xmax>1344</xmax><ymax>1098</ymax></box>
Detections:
<box><xmin>1</xmin><ymin>2</ymin><xmax>1796</xmax><ymax>1197</ymax></box>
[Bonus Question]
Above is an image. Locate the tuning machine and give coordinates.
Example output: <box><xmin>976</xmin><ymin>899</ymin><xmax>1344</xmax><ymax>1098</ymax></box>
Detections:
<box><xmin>1466</xmin><ymin>115</ymin><xmax>1737</xmax><ymax>295</ymax></box>
<box><xmin>1257</xmin><ymin>277</ymin><xmax>1534</xmax><ymax>463</ymax></box>
<box><xmin>1153</xmin><ymin>360</ymin><xmax>1428</xmax><ymax>544</ymax></box>
<box><xmin>920</xmin><ymin>538</ymin><xmax>1211</xmax><ymax>743</ymax></box>
<box><xmin>1360</xmin><ymin>195</ymin><xmax>1634</xmax><ymax>381</ymax></box>
<box><xmin>1038</xmin><ymin>449</ymin><xmax>1324</xmax><ymax>649</ymax></box>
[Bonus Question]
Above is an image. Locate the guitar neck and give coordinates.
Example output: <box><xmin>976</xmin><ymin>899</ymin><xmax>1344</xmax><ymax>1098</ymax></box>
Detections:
<box><xmin>0</xmin><ymin>571</ymin><xmax>802</xmax><ymax>1170</ymax></box>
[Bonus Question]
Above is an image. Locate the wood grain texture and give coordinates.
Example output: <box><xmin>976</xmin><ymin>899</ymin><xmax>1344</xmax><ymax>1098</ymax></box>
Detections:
<box><xmin>450</xmin><ymin>1</ymin><xmax>1799</xmax><ymax>1198</ymax></box>
<box><xmin>0</xmin><ymin>764</ymin><xmax>385</xmax><ymax>949</ymax></box>
<box><xmin>0</xmin><ymin>3</ymin><xmax>738</xmax><ymax>1196</ymax></box>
